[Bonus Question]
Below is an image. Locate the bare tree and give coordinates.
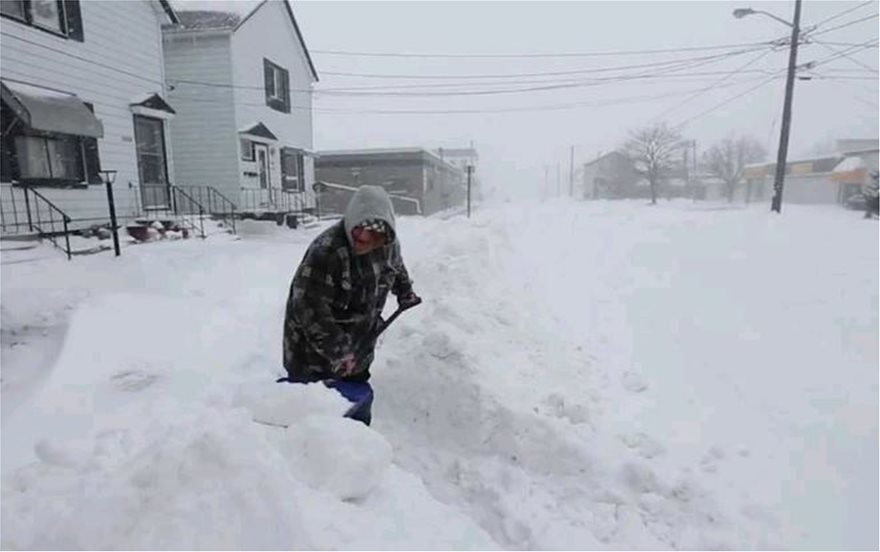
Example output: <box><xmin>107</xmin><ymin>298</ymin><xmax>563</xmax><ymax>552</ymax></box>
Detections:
<box><xmin>703</xmin><ymin>135</ymin><xmax>767</xmax><ymax>202</ymax></box>
<box><xmin>621</xmin><ymin>123</ymin><xmax>684</xmax><ymax>205</ymax></box>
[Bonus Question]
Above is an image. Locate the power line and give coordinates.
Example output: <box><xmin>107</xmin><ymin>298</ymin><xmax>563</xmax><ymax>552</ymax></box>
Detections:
<box><xmin>173</xmin><ymin>47</ymin><xmax>782</xmax><ymax>98</ymax></box>
<box><xmin>316</xmin><ymin>46</ymin><xmax>775</xmax><ymax>80</ymax></box>
<box><xmin>309</xmin><ymin>40</ymin><xmax>781</xmax><ymax>59</ymax></box>
<box><xmin>807</xmin><ymin>12</ymin><xmax>879</xmax><ymax>37</ymax></box>
<box><xmin>167</xmin><ymin>46</ymin><xmax>772</xmax><ymax>92</ymax></box>
<box><xmin>810</xmin><ymin>38</ymin><xmax>878</xmax><ymax>72</ymax></box>
<box><xmin>673</xmin><ymin>76</ymin><xmax>779</xmax><ymax>130</ymax></box>
<box><xmin>808</xmin><ymin>0</ymin><xmax>876</xmax><ymax>29</ymax></box>
<box><xmin>329</xmin><ymin>77</ymin><xmax>782</xmax><ymax>114</ymax></box>
<box><xmin>807</xmin><ymin>38</ymin><xmax>880</xmax><ymax>69</ymax></box>
<box><xmin>652</xmin><ymin>47</ymin><xmax>782</xmax><ymax>122</ymax></box>
<box><xmin>172</xmin><ymin>75</ymin><xmax>778</xmax><ymax>115</ymax></box>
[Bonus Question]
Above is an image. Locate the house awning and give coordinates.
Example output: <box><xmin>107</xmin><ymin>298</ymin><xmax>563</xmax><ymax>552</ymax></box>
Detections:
<box><xmin>1</xmin><ymin>79</ymin><xmax>104</xmax><ymax>138</ymax></box>
<box><xmin>831</xmin><ymin>156</ymin><xmax>867</xmax><ymax>183</ymax></box>
<box><xmin>238</xmin><ymin>122</ymin><xmax>277</xmax><ymax>142</ymax></box>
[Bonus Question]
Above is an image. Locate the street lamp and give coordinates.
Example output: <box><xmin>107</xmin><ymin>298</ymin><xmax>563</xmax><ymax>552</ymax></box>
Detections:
<box><xmin>734</xmin><ymin>0</ymin><xmax>802</xmax><ymax>213</ymax></box>
<box><xmin>733</xmin><ymin>7</ymin><xmax>794</xmax><ymax>27</ymax></box>
<box><xmin>99</xmin><ymin>169</ymin><xmax>121</xmax><ymax>256</ymax></box>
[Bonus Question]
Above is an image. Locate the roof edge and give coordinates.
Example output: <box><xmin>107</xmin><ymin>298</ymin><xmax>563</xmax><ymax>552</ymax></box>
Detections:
<box><xmin>233</xmin><ymin>0</ymin><xmax>318</xmax><ymax>82</ymax></box>
<box><xmin>157</xmin><ymin>0</ymin><xmax>179</xmax><ymax>24</ymax></box>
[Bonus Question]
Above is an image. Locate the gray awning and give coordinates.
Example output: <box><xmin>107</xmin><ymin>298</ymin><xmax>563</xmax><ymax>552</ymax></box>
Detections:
<box><xmin>1</xmin><ymin>79</ymin><xmax>104</xmax><ymax>138</ymax></box>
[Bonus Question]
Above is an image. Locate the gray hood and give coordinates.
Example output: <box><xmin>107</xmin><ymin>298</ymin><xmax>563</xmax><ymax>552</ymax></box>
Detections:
<box><xmin>343</xmin><ymin>185</ymin><xmax>397</xmax><ymax>246</ymax></box>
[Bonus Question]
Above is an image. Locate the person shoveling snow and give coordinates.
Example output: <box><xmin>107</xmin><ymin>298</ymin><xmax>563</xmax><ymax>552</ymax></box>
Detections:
<box><xmin>278</xmin><ymin>185</ymin><xmax>421</xmax><ymax>425</ymax></box>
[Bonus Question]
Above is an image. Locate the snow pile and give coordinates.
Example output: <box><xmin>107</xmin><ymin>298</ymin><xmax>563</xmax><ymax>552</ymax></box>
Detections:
<box><xmin>2</xmin><ymin>199</ymin><xmax>877</xmax><ymax>550</ymax></box>
<box><xmin>281</xmin><ymin>415</ymin><xmax>393</xmax><ymax>501</ymax></box>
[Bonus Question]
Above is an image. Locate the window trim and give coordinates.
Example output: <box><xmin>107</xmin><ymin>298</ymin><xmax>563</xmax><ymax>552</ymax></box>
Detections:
<box><xmin>263</xmin><ymin>58</ymin><xmax>290</xmax><ymax>113</ymax></box>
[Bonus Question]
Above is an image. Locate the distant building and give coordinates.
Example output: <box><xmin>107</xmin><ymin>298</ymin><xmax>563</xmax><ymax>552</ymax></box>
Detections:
<box><xmin>743</xmin><ymin>140</ymin><xmax>879</xmax><ymax>205</ymax></box>
<box><xmin>314</xmin><ymin>148</ymin><xmax>465</xmax><ymax>216</ymax></box>
<box><xmin>580</xmin><ymin>151</ymin><xmax>641</xmax><ymax>199</ymax></box>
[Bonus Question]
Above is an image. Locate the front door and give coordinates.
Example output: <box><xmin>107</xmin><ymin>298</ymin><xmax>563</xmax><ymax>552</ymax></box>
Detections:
<box><xmin>133</xmin><ymin>115</ymin><xmax>169</xmax><ymax>209</ymax></box>
<box><xmin>254</xmin><ymin>143</ymin><xmax>270</xmax><ymax>190</ymax></box>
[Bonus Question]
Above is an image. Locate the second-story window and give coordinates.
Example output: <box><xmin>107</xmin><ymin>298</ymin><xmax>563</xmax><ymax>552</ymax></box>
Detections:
<box><xmin>0</xmin><ymin>0</ymin><xmax>84</xmax><ymax>41</ymax></box>
<box><xmin>31</xmin><ymin>0</ymin><xmax>64</xmax><ymax>33</ymax></box>
<box><xmin>263</xmin><ymin>58</ymin><xmax>290</xmax><ymax>113</ymax></box>
<box><xmin>0</xmin><ymin>1</ymin><xmax>26</xmax><ymax>20</ymax></box>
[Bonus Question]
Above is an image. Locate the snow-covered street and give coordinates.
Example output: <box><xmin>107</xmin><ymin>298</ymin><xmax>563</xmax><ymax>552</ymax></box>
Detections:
<box><xmin>2</xmin><ymin>199</ymin><xmax>877</xmax><ymax>550</ymax></box>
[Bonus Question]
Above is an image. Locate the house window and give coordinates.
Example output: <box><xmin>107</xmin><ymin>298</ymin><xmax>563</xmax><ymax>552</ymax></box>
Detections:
<box><xmin>0</xmin><ymin>0</ymin><xmax>26</xmax><ymax>20</ymax></box>
<box><xmin>14</xmin><ymin>134</ymin><xmax>82</xmax><ymax>180</ymax></box>
<box><xmin>31</xmin><ymin>0</ymin><xmax>65</xmax><ymax>33</ymax></box>
<box><xmin>240</xmin><ymin>138</ymin><xmax>254</xmax><ymax>161</ymax></box>
<box><xmin>0</xmin><ymin>0</ymin><xmax>84</xmax><ymax>40</ymax></box>
<box><xmin>263</xmin><ymin>58</ymin><xmax>290</xmax><ymax>113</ymax></box>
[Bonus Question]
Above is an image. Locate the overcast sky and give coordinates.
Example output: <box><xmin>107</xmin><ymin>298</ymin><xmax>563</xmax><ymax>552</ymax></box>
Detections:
<box><xmin>173</xmin><ymin>0</ymin><xmax>879</xmax><ymax>199</ymax></box>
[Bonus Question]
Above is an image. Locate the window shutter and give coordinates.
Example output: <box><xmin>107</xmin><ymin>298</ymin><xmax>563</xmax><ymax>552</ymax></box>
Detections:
<box><xmin>63</xmin><ymin>0</ymin><xmax>84</xmax><ymax>41</ymax></box>
<box><xmin>264</xmin><ymin>59</ymin><xmax>273</xmax><ymax>107</ymax></box>
<box><xmin>282</xmin><ymin>69</ymin><xmax>290</xmax><ymax>113</ymax></box>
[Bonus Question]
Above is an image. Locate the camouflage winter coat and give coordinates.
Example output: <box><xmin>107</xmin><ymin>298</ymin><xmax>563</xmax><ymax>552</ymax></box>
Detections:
<box><xmin>282</xmin><ymin>186</ymin><xmax>413</xmax><ymax>383</ymax></box>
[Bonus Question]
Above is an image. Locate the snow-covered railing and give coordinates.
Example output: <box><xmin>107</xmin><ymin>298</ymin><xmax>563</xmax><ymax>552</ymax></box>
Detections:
<box><xmin>313</xmin><ymin>181</ymin><xmax>421</xmax><ymax>217</ymax></box>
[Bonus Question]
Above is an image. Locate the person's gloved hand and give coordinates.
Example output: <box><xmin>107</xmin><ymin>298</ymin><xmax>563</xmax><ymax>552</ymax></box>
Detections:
<box><xmin>398</xmin><ymin>291</ymin><xmax>422</xmax><ymax>308</ymax></box>
<box><xmin>334</xmin><ymin>353</ymin><xmax>357</xmax><ymax>377</ymax></box>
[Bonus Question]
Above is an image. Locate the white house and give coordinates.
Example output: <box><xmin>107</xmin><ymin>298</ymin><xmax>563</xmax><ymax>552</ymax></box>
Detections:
<box><xmin>1</xmin><ymin>0</ymin><xmax>179</xmax><ymax>237</ymax></box>
<box><xmin>162</xmin><ymin>0</ymin><xmax>319</xmax><ymax>216</ymax></box>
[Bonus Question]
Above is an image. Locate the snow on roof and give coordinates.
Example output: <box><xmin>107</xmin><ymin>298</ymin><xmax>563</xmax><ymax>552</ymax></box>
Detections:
<box><xmin>173</xmin><ymin>10</ymin><xmax>241</xmax><ymax>30</ymax></box>
<box><xmin>833</xmin><ymin>156</ymin><xmax>867</xmax><ymax>173</ymax></box>
<box><xmin>317</xmin><ymin>147</ymin><xmax>428</xmax><ymax>157</ymax></box>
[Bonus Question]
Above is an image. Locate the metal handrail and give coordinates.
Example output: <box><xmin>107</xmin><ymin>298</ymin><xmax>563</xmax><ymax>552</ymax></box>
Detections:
<box><xmin>166</xmin><ymin>185</ymin><xmax>238</xmax><ymax>235</ymax></box>
<box><xmin>25</xmin><ymin>187</ymin><xmax>73</xmax><ymax>260</ymax></box>
<box><xmin>205</xmin><ymin>186</ymin><xmax>237</xmax><ymax>234</ymax></box>
<box><xmin>239</xmin><ymin>187</ymin><xmax>306</xmax><ymax>215</ymax></box>
<box><xmin>170</xmin><ymin>185</ymin><xmax>206</xmax><ymax>239</ymax></box>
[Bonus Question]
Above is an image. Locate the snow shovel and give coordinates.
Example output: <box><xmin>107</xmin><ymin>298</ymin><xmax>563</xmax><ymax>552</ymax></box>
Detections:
<box><xmin>262</xmin><ymin>298</ymin><xmax>423</xmax><ymax>427</ymax></box>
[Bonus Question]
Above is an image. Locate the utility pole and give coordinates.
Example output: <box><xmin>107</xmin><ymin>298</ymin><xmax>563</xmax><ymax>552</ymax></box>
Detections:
<box><xmin>569</xmin><ymin>145</ymin><xmax>575</xmax><ymax>197</ymax></box>
<box><xmin>771</xmin><ymin>0</ymin><xmax>802</xmax><ymax>213</ymax></box>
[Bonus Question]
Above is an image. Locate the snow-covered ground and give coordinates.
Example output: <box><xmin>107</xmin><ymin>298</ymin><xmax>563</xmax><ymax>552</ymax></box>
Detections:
<box><xmin>1</xmin><ymin>199</ymin><xmax>877</xmax><ymax>550</ymax></box>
